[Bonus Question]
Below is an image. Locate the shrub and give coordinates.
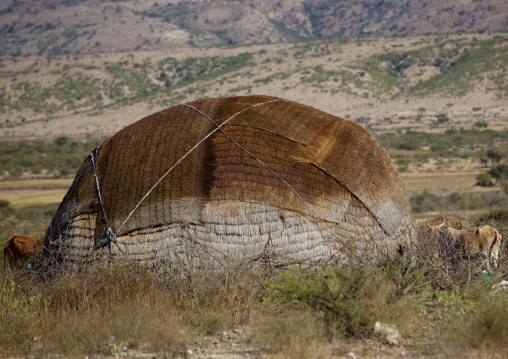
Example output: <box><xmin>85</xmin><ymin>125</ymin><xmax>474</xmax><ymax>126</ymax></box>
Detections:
<box><xmin>265</xmin><ymin>250</ymin><xmax>421</xmax><ymax>338</ymax></box>
<box><xmin>486</xmin><ymin>149</ymin><xmax>502</xmax><ymax>165</ymax></box>
<box><xmin>477</xmin><ymin>209</ymin><xmax>508</xmax><ymax>223</ymax></box>
<box><xmin>488</xmin><ymin>163</ymin><xmax>508</xmax><ymax>181</ymax></box>
<box><xmin>436</xmin><ymin>113</ymin><xmax>450</xmax><ymax>124</ymax></box>
<box><xmin>475</xmin><ymin>172</ymin><xmax>494</xmax><ymax>187</ymax></box>
<box><xmin>444</xmin><ymin>294</ymin><xmax>508</xmax><ymax>354</ymax></box>
<box><xmin>411</xmin><ymin>191</ymin><xmax>437</xmax><ymax>213</ymax></box>
<box><xmin>474</xmin><ymin>121</ymin><xmax>488</xmax><ymax>128</ymax></box>
<box><xmin>54</xmin><ymin>136</ymin><xmax>69</xmax><ymax>147</ymax></box>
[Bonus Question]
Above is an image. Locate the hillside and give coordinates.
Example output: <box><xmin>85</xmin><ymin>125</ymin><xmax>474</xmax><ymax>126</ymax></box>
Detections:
<box><xmin>1</xmin><ymin>31</ymin><xmax>507</xmax><ymax>141</ymax></box>
<box><xmin>1</xmin><ymin>0</ymin><xmax>508</xmax><ymax>57</ymax></box>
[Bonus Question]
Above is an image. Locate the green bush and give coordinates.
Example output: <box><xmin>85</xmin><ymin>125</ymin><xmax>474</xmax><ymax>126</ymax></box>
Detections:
<box><xmin>486</xmin><ymin>149</ymin><xmax>503</xmax><ymax>165</ymax></box>
<box><xmin>488</xmin><ymin>163</ymin><xmax>508</xmax><ymax>181</ymax></box>
<box><xmin>0</xmin><ymin>139</ymin><xmax>102</xmax><ymax>177</ymax></box>
<box><xmin>375</xmin><ymin>128</ymin><xmax>508</xmax><ymax>161</ymax></box>
<box><xmin>436</xmin><ymin>113</ymin><xmax>450</xmax><ymax>124</ymax></box>
<box><xmin>474</xmin><ymin>121</ymin><xmax>488</xmax><ymax>128</ymax></box>
<box><xmin>475</xmin><ymin>172</ymin><xmax>494</xmax><ymax>187</ymax></box>
<box><xmin>411</xmin><ymin>191</ymin><xmax>437</xmax><ymax>213</ymax></box>
<box><xmin>477</xmin><ymin>209</ymin><xmax>508</xmax><ymax>223</ymax></box>
<box><xmin>266</xmin><ymin>250</ymin><xmax>422</xmax><ymax>338</ymax></box>
<box><xmin>410</xmin><ymin>191</ymin><xmax>508</xmax><ymax>213</ymax></box>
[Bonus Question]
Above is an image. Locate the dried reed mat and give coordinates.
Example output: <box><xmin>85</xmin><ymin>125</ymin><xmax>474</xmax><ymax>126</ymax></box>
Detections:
<box><xmin>44</xmin><ymin>95</ymin><xmax>416</xmax><ymax>271</ymax></box>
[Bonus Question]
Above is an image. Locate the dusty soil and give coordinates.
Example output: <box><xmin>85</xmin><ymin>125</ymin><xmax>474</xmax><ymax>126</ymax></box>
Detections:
<box><xmin>101</xmin><ymin>322</ymin><xmax>503</xmax><ymax>359</ymax></box>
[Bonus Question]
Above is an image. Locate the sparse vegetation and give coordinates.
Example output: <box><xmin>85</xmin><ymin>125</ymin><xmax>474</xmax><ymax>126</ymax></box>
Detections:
<box><xmin>1</xmin><ymin>226</ymin><xmax>508</xmax><ymax>357</ymax></box>
<box><xmin>410</xmin><ymin>190</ymin><xmax>508</xmax><ymax>213</ymax></box>
<box><xmin>375</xmin><ymin>127</ymin><xmax>508</xmax><ymax>175</ymax></box>
<box><xmin>1</xmin><ymin>31</ymin><xmax>507</xmax><ymax>125</ymax></box>
<box><xmin>0</xmin><ymin>138</ymin><xmax>104</xmax><ymax>177</ymax></box>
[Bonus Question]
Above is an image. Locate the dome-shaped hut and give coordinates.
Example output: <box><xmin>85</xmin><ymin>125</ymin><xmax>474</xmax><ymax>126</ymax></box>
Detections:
<box><xmin>44</xmin><ymin>95</ymin><xmax>415</xmax><ymax>271</ymax></box>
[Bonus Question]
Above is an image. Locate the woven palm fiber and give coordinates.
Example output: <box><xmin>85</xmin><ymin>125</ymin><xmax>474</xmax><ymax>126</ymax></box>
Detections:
<box><xmin>44</xmin><ymin>95</ymin><xmax>416</xmax><ymax>270</ymax></box>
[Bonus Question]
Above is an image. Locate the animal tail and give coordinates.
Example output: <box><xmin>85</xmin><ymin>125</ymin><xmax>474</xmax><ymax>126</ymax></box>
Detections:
<box><xmin>3</xmin><ymin>244</ymin><xmax>6</xmax><ymax>273</ymax></box>
<box><xmin>489</xmin><ymin>231</ymin><xmax>500</xmax><ymax>253</ymax></box>
<box><xmin>488</xmin><ymin>230</ymin><xmax>502</xmax><ymax>268</ymax></box>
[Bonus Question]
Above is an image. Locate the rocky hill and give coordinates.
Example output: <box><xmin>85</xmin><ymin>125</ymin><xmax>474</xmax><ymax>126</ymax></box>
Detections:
<box><xmin>1</xmin><ymin>31</ymin><xmax>507</xmax><ymax>141</ymax></box>
<box><xmin>1</xmin><ymin>0</ymin><xmax>508</xmax><ymax>57</ymax></box>
<box><xmin>1</xmin><ymin>0</ymin><xmax>507</xmax><ymax>143</ymax></box>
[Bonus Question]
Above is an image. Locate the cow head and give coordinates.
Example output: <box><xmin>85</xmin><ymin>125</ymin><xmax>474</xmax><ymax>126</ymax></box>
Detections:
<box><xmin>426</xmin><ymin>222</ymin><xmax>446</xmax><ymax>236</ymax></box>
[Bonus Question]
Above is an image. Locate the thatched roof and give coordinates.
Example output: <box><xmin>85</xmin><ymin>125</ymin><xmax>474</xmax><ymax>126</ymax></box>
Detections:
<box><xmin>44</xmin><ymin>95</ymin><xmax>415</xmax><ymax>270</ymax></box>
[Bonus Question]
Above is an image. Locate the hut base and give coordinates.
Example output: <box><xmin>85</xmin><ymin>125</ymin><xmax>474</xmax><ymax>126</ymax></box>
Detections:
<box><xmin>43</xmin><ymin>201</ymin><xmax>414</xmax><ymax>272</ymax></box>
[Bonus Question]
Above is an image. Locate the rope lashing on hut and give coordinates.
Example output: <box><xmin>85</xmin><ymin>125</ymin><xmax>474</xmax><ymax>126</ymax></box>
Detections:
<box><xmin>90</xmin><ymin>147</ymin><xmax>117</xmax><ymax>253</ymax></box>
<box><xmin>179</xmin><ymin>104</ymin><xmax>333</xmax><ymax>258</ymax></box>
<box><xmin>88</xmin><ymin>99</ymin><xmax>332</xmax><ymax>258</ymax></box>
<box><xmin>115</xmin><ymin>99</ymin><xmax>281</xmax><ymax>236</ymax></box>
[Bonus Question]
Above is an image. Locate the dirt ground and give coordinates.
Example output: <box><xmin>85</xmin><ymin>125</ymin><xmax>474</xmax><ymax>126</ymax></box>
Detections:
<box><xmin>103</xmin><ymin>323</ymin><xmax>501</xmax><ymax>359</ymax></box>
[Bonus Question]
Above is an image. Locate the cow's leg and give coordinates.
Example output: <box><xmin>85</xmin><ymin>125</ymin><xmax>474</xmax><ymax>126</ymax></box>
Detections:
<box><xmin>491</xmin><ymin>246</ymin><xmax>499</xmax><ymax>269</ymax></box>
<box><xmin>481</xmin><ymin>247</ymin><xmax>492</xmax><ymax>272</ymax></box>
<box><xmin>485</xmin><ymin>254</ymin><xmax>492</xmax><ymax>273</ymax></box>
<box><xmin>6</xmin><ymin>248</ymin><xmax>15</xmax><ymax>272</ymax></box>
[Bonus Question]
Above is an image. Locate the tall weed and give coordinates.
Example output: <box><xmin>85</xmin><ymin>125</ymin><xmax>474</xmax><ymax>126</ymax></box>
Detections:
<box><xmin>0</xmin><ymin>264</ymin><xmax>260</xmax><ymax>357</ymax></box>
<box><xmin>444</xmin><ymin>293</ymin><xmax>508</xmax><ymax>356</ymax></box>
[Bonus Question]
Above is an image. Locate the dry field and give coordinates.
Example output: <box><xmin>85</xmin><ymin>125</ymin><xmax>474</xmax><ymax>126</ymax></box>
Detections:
<box><xmin>0</xmin><ymin>171</ymin><xmax>490</xmax><ymax>204</ymax></box>
<box><xmin>0</xmin><ymin>178</ymin><xmax>71</xmax><ymax>208</ymax></box>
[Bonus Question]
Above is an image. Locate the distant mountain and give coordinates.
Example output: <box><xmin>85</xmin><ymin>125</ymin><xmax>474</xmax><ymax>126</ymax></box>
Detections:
<box><xmin>1</xmin><ymin>0</ymin><xmax>507</xmax><ymax>57</ymax></box>
<box><xmin>2</xmin><ymin>30</ymin><xmax>507</xmax><ymax>141</ymax></box>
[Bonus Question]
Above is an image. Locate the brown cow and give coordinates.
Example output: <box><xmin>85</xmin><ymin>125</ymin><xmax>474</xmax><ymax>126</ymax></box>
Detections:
<box><xmin>427</xmin><ymin>223</ymin><xmax>501</xmax><ymax>272</ymax></box>
<box><xmin>3</xmin><ymin>236</ymin><xmax>44</xmax><ymax>272</ymax></box>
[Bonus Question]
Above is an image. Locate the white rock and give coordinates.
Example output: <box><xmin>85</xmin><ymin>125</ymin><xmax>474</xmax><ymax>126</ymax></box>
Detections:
<box><xmin>492</xmin><ymin>280</ymin><xmax>508</xmax><ymax>292</ymax></box>
<box><xmin>374</xmin><ymin>321</ymin><xmax>401</xmax><ymax>346</ymax></box>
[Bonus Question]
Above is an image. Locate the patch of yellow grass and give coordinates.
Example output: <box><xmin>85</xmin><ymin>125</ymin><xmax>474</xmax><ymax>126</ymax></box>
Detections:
<box><xmin>0</xmin><ymin>179</ymin><xmax>71</xmax><ymax>208</ymax></box>
<box><xmin>0</xmin><ymin>178</ymin><xmax>73</xmax><ymax>189</ymax></box>
<box><xmin>1</xmin><ymin>190</ymin><xmax>66</xmax><ymax>208</ymax></box>
<box><xmin>401</xmin><ymin>171</ymin><xmax>498</xmax><ymax>195</ymax></box>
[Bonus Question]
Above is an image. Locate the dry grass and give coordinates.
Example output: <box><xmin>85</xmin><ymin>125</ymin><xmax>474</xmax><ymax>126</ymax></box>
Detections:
<box><xmin>0</xmin><ymin>179</ymin><xmax>71</xmax><ymax>208</ymax></box>
<box><xmin>0</xmin><ymin>264</ymin><xmax>260</xmax><ymax>357</ymax></box>
<box><xmin>401</xmin><ymin>171</ymin><xmax>496</xmax><ymax>195</ymax></box>
<box><xmin>253</xmin><ymin>311</ymin><xmax>330</xmax><ymax>359</ymax></box>
<box><xmin>441</xmin><ymin>293</ymin><xmax>508</xmax><ymax>358</ymax></box>
<box><xmin>0</xmin><ymin>178</ymin><xmax>73</xmax><ymax>190</ymax></box>
<box><xmin>1</xmin><ymin>178</ymin><xmax>508</xmax><ymax>357</ymax></box>
<box><xmin>3</xmin><ymin>191</ymin><xmax>67</xmax><ymax>208</ymax></box>
<box><xmin>1</xmin><ymin>225</ymin><xmax>508</xmax><ymax>358</ymax></box>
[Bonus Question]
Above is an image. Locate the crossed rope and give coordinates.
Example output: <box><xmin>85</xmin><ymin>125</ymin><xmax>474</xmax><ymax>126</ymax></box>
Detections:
<box><xmin>89</xmin><ymin>100</ymin><xmax>333</xmax><ymax>257</ymax></box>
